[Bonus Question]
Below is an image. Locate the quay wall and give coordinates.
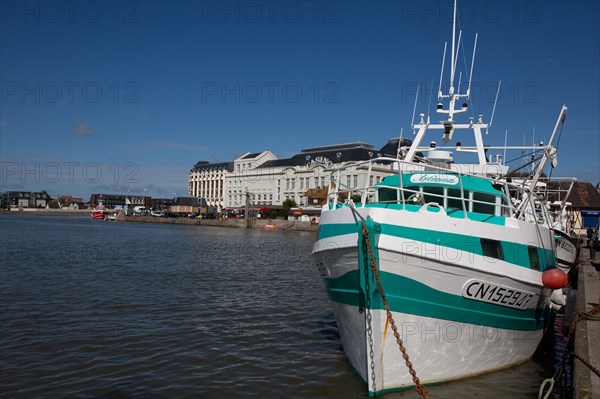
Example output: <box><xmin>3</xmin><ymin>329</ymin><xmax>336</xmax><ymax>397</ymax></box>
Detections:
<box><xmin>116</xmin><ymin>215</ymin><xmax>320</xmax><ymax>232</ymax></box>
<box><xmin>574</xmin><ymin>246</ymin><xmax>600</xmax><ymax>399</ymax></box>
<box><xmin>0</xmin><ymin>210</ymin><xmax>319</xmax><ymax>232</ymax></box>
<box><xmin>0</xmin><ymin>209</ymin><xmax>92</xmax><ymax>216</ymax></box>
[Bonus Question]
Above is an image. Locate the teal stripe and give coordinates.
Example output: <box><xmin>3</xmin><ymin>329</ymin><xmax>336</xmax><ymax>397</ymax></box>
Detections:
<box><xmin>318</xmin><ymin>223</ymin><xmax>357</xmax><ymax>239</ymax></box>
<box><xmin>324</xmin><ymin>270</ymin><xmax>547</xmax><ymax>331</ymax></box>
<box><xmin>318</xmin><ymin>222</ymin><xmax>555</xmax><ymax>270</ymax></box>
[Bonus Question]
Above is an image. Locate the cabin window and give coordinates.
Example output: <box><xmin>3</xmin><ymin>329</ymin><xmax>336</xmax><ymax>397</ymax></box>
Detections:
<box><xmin>528</xmin><ymin>246</ymin><xmax>541</xmax><ymax>271</ymax></box>
<box><xmin>378</xmin><ymin>188</ymin><xmax>397</xmax><ymax>203</ymax></box>
<box><xmin>423</xmin><ymin>186</ymin><xmax>444</xmax><ymax>205</ymax></box>
<box><xmin>446</xmin><ymin>188</ymin><xmax>464</xmax><ymax>210</ymax></box>
<box><xmin>472</xmin><ymin>192</ymin><xmax>496</xmax><ymax>215</ymax></box>
<box><xmin>481</xmin><ymin>239</ymin><xmax>504</xmax><ymax>260</ymax></box>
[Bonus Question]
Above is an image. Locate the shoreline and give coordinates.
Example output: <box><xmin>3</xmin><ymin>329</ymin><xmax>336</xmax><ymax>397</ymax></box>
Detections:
<box><xmin>0</xmin><ymin>209</ymin><xmax>91</xmax><ymax>216</ymax></box>
<box><xmin>0</xmin><ymin>210</ymin><xmax>320</xmax><ymax>232</ymax></box>
<box><xmin>117</xmin><ymin>214</ymin><xmax>320</xmax><ymax>232</ymax></box>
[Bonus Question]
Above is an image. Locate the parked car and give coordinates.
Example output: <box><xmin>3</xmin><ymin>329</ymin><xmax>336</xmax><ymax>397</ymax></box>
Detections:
<box><xmin>150</xmin><ymin>211</ymin><xmax>165</xmax><ymax>217</ymax></box>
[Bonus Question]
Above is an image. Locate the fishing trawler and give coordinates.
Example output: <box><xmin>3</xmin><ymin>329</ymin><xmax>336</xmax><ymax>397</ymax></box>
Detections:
<box><xmin>547</xmin><ymin>179</ymin><xmax>578</xmax><ymax>271</ymax></box>
<box><xmin>91</xmin><ymin>201</ymin><xmax>107</xmax><ymax>220</ymax></box>
<box><xmin>312</xmin><ymin>1</ymin><xmax>568</xmax><ymax>395</ymax></box>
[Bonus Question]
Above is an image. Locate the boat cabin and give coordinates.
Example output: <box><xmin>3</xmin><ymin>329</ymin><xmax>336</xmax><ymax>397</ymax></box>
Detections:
<box><xmin>375</xmin><ymin>172</ymin><xmax>509</xmax><ymax>217</ymax></box>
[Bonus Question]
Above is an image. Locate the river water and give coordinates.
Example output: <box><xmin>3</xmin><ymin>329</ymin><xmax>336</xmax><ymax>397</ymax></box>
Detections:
<box><xmin>0</xmin><ymin>215</ymin><xmax>561</xmax><ymax>398</ymax></box>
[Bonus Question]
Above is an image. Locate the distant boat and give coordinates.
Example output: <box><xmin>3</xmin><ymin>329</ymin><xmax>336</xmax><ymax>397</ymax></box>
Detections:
<box><xmin>312</xmin><ymin>1</ymin><xmax>568</xmax><ymax>395</ymax></box>
<box><xmin>547</xmin><ymin>179</ymin><xmax>578</xmax><ymax>272</ymax></box>
<box><xmin>91</xmin><ymin>202</ymin><xmax>107</xmax><ymax>220</ymax></box>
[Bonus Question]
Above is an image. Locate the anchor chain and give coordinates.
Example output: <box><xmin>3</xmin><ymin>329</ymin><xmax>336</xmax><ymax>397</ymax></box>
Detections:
<box><xmin>359</xmin><ymin>217</ymin><xmax>430</xmax><ymax>399</ymax></box>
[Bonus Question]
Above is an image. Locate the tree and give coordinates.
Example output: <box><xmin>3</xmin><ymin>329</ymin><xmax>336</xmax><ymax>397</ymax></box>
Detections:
<box><xmin>280</xmin><ymin>198</ymin><xmax>298</xmax><ymax>218</ymax></box>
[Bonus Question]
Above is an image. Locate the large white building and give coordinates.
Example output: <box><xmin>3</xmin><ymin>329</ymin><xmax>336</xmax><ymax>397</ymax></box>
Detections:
<box><xmin>188</xmin><ymin>139</ymin><xmax>409</xmax><ymax>211</ymax></box>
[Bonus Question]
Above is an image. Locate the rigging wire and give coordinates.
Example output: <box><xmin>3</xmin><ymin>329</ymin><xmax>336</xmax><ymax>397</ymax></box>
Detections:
<box><xmin>504</xmin><ymin>148</ymin><xmax>545</xmax><ymax>166</ymax></box>
<box><xmin>456</xmin><ymin>15</ymin><xmax>476</xmax><ymax>120</ymax></box>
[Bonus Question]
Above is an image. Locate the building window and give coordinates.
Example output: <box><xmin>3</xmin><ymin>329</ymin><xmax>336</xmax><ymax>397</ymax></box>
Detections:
<box><xmin>346</xmin><ymin>175</ymin><xmax>351</xmax><ymax>188</ymax></box>
<box><xmin>354</xmin><ymin>175</ymin><xmax>358</xmax><ymax>187</ymax></box>
<box><xmin>291</xmin><ymin>179</ymin><xmax>296</xmax><ymax>190</ymax></box>
<box><xmin>286</xmin><ymin>179</ymin><xmax>290</xmax><ymax>190</ymax></box>
<box><xmin>369</xmin><ymin>176</ymin><xmax>374</xmax><ymax>186</ymax></box>
<box><xmin>300</xmin><ymin>177</ymin><xmax>304</xmax><ymax>189</ymax></box>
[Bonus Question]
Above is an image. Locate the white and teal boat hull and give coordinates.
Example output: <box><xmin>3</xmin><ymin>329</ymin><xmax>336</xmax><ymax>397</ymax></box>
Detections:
<box><xmin>313</xmin><ymin>205</ymin><xmax>554</xmax><ymax>395</ymax></box>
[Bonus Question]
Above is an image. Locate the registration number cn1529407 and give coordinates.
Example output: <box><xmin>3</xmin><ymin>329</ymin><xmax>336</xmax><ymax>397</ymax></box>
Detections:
<box><xmin>461</xmin><ymin>279</ymin><xmax>536</xmax><ymax>310</ymax></box>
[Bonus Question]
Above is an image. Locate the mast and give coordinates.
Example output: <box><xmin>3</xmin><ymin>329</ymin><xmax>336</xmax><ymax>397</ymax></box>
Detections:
<box><xmin>450</xmin><ymin>0</ymin><xmax>457</xmax><ymax>97</ymax></box>
<box><xmin>404</xmin><ymin>0</ymin><xmax>491</xmax><ymax>169</ymax></box>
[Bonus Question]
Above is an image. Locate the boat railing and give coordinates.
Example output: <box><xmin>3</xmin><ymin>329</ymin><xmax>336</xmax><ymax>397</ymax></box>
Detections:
<box><xmin>327</xmin><ymin>156</ymin><xmax>544</xmax><ymax>221</ymax></box>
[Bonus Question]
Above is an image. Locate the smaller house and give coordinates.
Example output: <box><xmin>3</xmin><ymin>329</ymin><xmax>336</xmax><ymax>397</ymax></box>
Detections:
<box><xmin>58</xmin><ymin>195</ymin><xmax>85</xmax><ymax>209</ymax></box>
<box><xmin>1</xmin><ymin>191</ymin><xmax>51</xmax><ymax>208</ymax></box>
<box><xmin>152</xmin><ymin>198</ymin><xmax>175</xmax><ymax>211</ymax></box>
<box><xmin>169</xmin><ymin>197</ymin><xmax>207</xmax><ymax>214</ymax></box>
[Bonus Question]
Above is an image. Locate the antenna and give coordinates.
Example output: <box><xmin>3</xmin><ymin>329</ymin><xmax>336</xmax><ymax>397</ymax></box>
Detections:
<box><xmin>488</xmin><ymin>80</ymin><xmax>501</xmax><ymax>129</ymax></box>
<box><xmin>450</xmin><ymin>0</ymin><xmax>457</xmax><ymax>95</ymax></box>
<box><xmin>457</xmin><ymin>72</ymin><xmax>462</xmax><ymax>95</ymax></box>
<box><xmin>503</xmin><ymin>129</ymin><xmax>508</xmax><ymax>165</ymax></box>
<box><xmin>467</xmin><ymin>33</ymin><xmax>478</xmax><ymax>99</ymax></box>
<box><xmin>427</xmin><ymin>78</ymin><xmax>434</xmax><ymax>120</ymax></box>
<box><xmin>452</xmin><ymin>30</ymin><xmax>462</xmax><ymax>87</ymax></box>
<box><xmin>438</xmin><ymin>43</ymin><xmax>447</xmax><ymax>100</ymax></box>
<box><xmin>397</xmin><ymin>127</ymin><xmax>404</xmax><ymax>159</ymax></box>
<box><xmin>411</xmin><ymin>84</ymin><xmax>420</xmax><ymax>129</ymax></box>
<box><xmin>531</xmin><ymin>127</ymin><xmax>535</xmax><ymax>173</ymax></box>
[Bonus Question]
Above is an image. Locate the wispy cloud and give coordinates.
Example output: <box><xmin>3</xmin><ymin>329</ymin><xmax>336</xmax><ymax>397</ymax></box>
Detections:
<box><xmin>73</xmin><ymin>122</ymin><xmax>95</xmax><ymax>137</ymax></box>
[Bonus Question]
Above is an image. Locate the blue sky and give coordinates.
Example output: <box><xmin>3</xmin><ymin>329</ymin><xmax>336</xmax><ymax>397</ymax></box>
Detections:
<box><xmin>1</xmin><ymin>0</ymin><xmax>598</xmax><ymax>200</ymax></box>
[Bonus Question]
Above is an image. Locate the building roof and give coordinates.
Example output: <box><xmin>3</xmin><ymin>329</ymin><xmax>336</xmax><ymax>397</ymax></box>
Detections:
<box><xmin>300</xmin><ymin>142</ymin><xmax>375</xmax><ymax>153</ymax></box>
<box><xmin>257</xmin><ymin>142</ymin><xmax>382</xmax><ymax>169</ymax></box>
<box><xmin>240</xmin><ymin>152</ymin><xmax>263</xmax><ymax>159</ymax></box>
<box><xmin>547</xmin><ymin>180</ymin><xmax>600</xmax><ymax>209</ymax></box>
<box><xmin>378</xmin><ymin>138</ymin><xmax>415</xmax><ymax>157</ymax></box>
<box><xmin>191</xmin><ymin>161</ymin><xmax>234</xmax><ymax>173</ymax></box>
<box><xmin>1</xmin><ymin>191</ymin><xmax>51</xmax><ymax>199</ymax></box>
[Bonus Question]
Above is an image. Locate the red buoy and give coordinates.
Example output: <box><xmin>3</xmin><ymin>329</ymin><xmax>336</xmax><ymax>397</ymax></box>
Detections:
<box><xmin>542</xmin><ymin>268</ymin><xmax>569</xmax><ymax>289</ymax></box>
